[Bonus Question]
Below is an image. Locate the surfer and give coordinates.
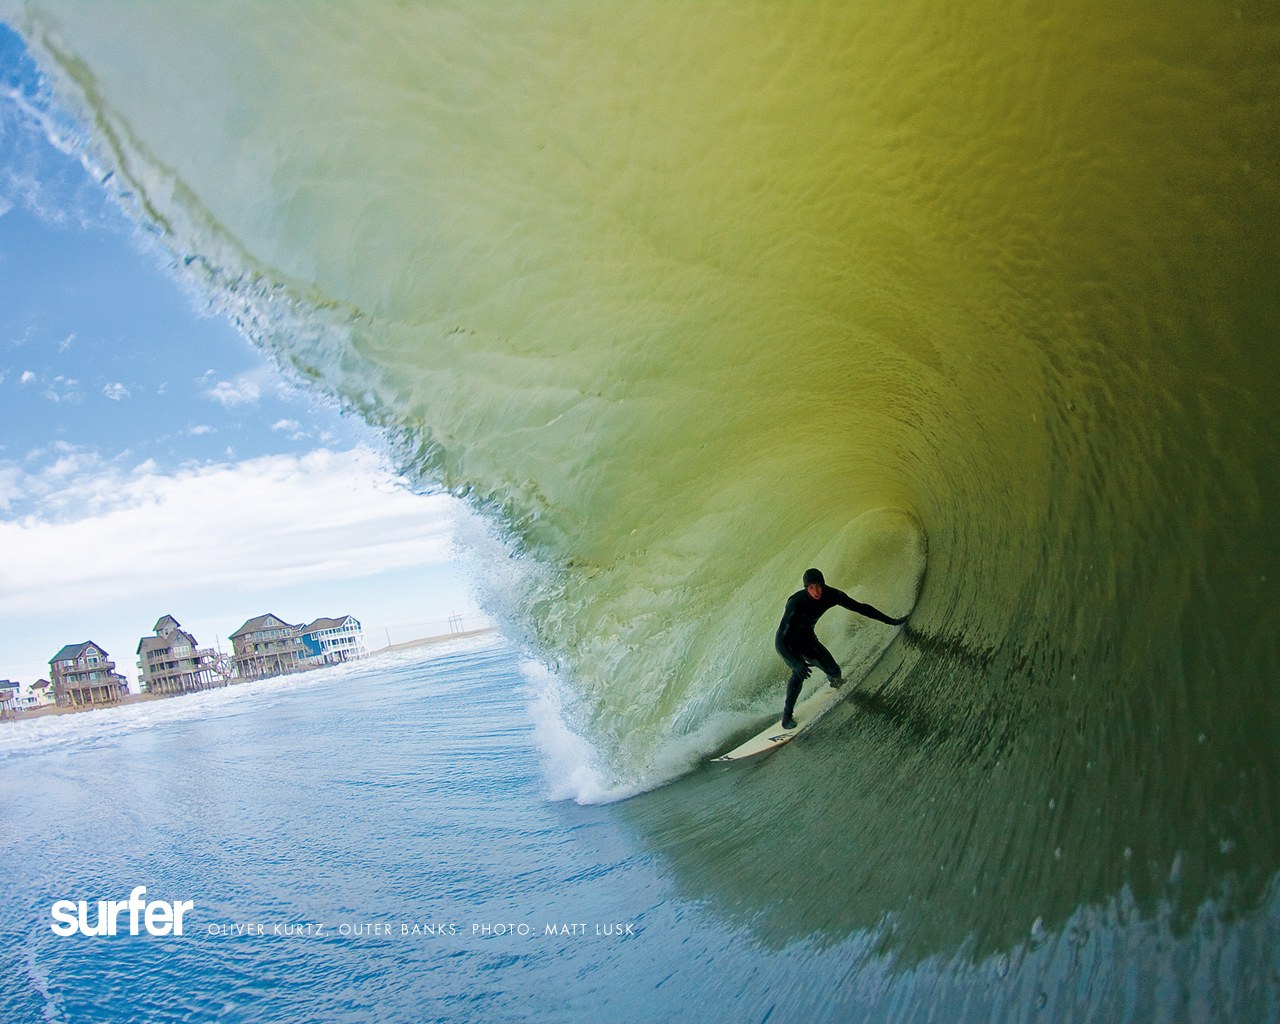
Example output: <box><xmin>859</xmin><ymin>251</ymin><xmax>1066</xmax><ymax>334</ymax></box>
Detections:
<box><xmin>776</xmin><ymin>568</ymin><xmax>907</xmax><ymax>730</ymax></box>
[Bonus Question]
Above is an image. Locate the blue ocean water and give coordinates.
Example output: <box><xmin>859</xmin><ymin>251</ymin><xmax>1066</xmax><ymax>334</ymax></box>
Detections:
<box><xmin>3</xmin><ymin>636</ymin><xmax>1278</xmax><ymax>1024</ymax></box>
<box><xmin>1</xmin><ymin>638</ymin><xmax>664</xmax><ymax>1022</ymax></box>
<box><xmin>0</xmin><ymin>638</ymin><xmax>757</xmax><ymax>1023</ymax></box>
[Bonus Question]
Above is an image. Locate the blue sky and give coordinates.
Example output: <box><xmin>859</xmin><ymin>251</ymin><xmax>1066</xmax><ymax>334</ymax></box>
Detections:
<box><xmin>0</xmin><ymin>24</ymin><xmax>482</xmax><ymax>689</ymax></box>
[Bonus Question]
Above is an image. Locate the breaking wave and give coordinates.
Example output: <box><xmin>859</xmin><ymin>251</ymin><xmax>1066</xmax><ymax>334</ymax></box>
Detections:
<box><xmin>8</xmin><ymin>0</ymin><xmax>1280</xmax><ymax>974</ymax></box>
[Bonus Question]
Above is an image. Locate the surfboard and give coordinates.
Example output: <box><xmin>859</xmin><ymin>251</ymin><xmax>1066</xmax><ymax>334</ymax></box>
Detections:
<box><xmin>711</xmin><ymin>621</ymin><xmax>905</xmax><ymax>762</ymax></box>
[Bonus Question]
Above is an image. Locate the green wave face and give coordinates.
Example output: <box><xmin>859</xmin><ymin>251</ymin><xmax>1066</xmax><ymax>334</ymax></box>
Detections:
<box><xmin>12</xmin><ymin>0</ymin><xmax>1280</xmax><ymax>962</ymax></box>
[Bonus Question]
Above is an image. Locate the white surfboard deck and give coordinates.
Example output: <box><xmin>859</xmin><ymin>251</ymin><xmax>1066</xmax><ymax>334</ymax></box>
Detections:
<box><xmin>711</xmin><ymin>622</ymin><xmax>904</xmax><ymax>762</ymax></box>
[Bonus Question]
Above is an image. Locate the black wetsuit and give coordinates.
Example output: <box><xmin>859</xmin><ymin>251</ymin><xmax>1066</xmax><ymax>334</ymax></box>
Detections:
<box><xmin>775</xmin><ymin>587</ymin><xmax>900</xmax><ymax>721</ymax></box>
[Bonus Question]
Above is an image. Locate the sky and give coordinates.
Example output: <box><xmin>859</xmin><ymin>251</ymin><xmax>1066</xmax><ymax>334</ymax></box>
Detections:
<box><xmin>0</xmin><ymin>25</ymin><xmax>483</xmax><ymax>690</ymax></box>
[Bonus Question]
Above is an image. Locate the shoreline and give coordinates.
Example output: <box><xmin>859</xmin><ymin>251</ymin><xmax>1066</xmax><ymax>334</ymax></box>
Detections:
<box><xmin>6</xmin><ymin>691</ymin><xmax>171</xmax><ymax>721</ymax></box>
<box><xmin>366</xmin><ymin>628</ymin><xmax>493</xmax><ymax>656</ymax></box>
<box><xmin>3</xmin><ymin>629</ymin><xmax>494</xmax><ymax>723</ymax></box>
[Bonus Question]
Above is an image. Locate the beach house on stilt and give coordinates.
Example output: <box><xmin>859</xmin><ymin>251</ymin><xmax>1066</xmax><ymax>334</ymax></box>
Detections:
<box><xmin>136</xmin><ymin>615</ymin><xmax>224</xmax><ymax>695</ymax></box>
<box><xmin>49</xmin><ymin>643</ymin><xmax>129</xmax><ymax>708</ymax></box>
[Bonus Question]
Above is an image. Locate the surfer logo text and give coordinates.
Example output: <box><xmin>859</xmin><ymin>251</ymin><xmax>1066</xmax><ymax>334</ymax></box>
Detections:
<box><xmin>50</xmin><ymin>886</ymin><xmax>195</xmax><ymax>937</ymax></box>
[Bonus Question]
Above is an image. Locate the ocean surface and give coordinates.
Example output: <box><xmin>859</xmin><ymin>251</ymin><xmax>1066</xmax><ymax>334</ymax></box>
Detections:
<box><xmin>1</xmin><ymin>2</ymin><xmax>1278</xmax><ymax>1019</ymax></box>
<box><xmin>2</xmin><ymin>637</ymin><xmax>1276</xmax><ymax>1024</ymax></box>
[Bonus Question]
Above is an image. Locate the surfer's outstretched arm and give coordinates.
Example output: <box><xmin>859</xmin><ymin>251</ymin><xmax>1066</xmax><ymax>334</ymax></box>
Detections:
<box><xmin>830</xmin><ymin>588</ymin><xmax>908</xmax><ymax>626</ymax></box>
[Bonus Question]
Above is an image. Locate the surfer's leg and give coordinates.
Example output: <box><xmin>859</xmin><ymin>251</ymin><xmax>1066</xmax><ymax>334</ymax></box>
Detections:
<box><xmin>808</xmin><ymin>641</ymin><xmax>843</xmax><ymax>688</ymax></box>
<box><xmin>782</xmin><ymin>670</ymin><xmax>805</xmax><ymax>725</ymax></box>
<box><xmin>776</xmin><ymin>640</ymin><xmax>810</xmax><ymax>728</ymax></box>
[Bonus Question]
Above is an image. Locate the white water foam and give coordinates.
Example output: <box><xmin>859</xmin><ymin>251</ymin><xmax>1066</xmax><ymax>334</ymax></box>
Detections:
<box><xmin>521</xmin><ymin>657</ymin><xmax>777</xmax><ymax>805</ymax></box>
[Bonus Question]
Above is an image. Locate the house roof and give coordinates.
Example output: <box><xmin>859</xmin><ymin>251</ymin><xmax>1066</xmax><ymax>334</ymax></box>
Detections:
<box><xmin>153</xmin><ymin>614</ymin><xmax>182</xmax><ymax>632</ymax></box>
<box><xmin>31</xmin><ymin>679</ymin><xmax>51</xmax><ymax>690</ymax></box>
<box><xmin>50</xmin><ymin>642</ymin><xmax>104</xmax><ymax>664</ymax></box>
<box><xmin>230</xmin><ymin>613</ymin><xmax>298</xmax><ymax>639</ymax></box>
<box><xmin>302</xmin><ymin>616</ymin><xmax>356</xmax><ymax>634</ymax></box>
<box><xmin>137</xmin><ymin>630</ymin><xmax>198</xmax><ymax>655</ymax></box>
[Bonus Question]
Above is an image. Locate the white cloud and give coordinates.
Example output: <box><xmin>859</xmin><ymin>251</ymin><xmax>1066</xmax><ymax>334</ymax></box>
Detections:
<box><xmin>102</xmin><ymin>382</ymin><xmax>130</xmax><ymax>400</ymax></box>
<box><xmin>43</xmin><ymin>375</ymin><xmax>81</xmax><ymax>403</ymax></box>
<box><xmin>269</xmin><ymin>417</ymin><xmax>312</xmax><ymax>442</ymax></box>
<box><xmin>0</xmin><ymin>446</ymin><xmax>456</xmax><ymax>617</ymax></box>
<box><xmin>188</xmin><ymin>425</ymin><xmax>214</xmax><ymax>435</ymax></box>
<box><xmin>9</xmin><ymin>445</ymin><xmax>129</xmax><ymax>517</ymax></box>
<box><xmin>20</xmin><ymin>370</ymin><xmax>35</xmax><ymax>384</ymax></box>
<box><xmin>0</xmin><ymin>462</ymin><xmax>22</xmax><ymax>512</ymax></box>
<box><xmin>22</xmin><ymin>439</ymin><xmax>80</xmax><ymax>463</ymax></box>
<box><xmin>59</xmin><ymin>333</ymin><xmax>75</xmax><ymax>353</ymax></box>
<box><xmin>205</xmin><ymin>371</ymin><xmax>261</xmax><ymax>407</ymax></box>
